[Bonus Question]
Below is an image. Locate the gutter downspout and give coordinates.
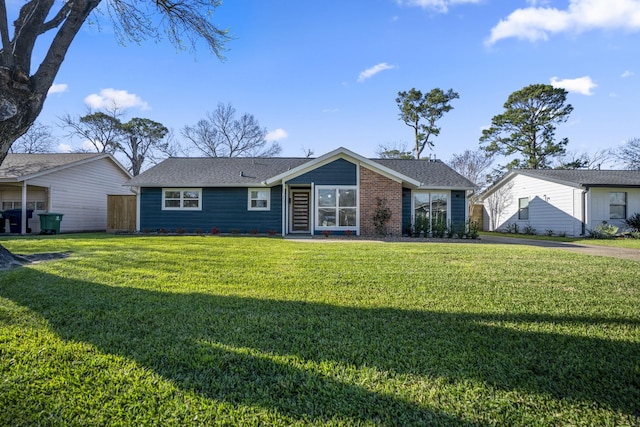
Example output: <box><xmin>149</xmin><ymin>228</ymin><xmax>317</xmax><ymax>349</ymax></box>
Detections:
<box><xmin>581</xmin><ymin>187</ymin><xmax>588</xmax><ymax>236</ymax></box>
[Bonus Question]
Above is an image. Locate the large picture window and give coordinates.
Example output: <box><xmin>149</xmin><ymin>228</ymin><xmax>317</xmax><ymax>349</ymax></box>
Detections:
<box><xmin>162</xmin><ymin>188</ymin><xmax>202</xmax><ymax>210</ymax></box>
<box><xmin>413</xmin><ymin>191</ymin><xmax>448</xmax><ymax>229</ymax></box>
<box><xmin>316</xmin><ymin>186</ymin><xmax>357</xmax><ymax>229</ymax></box>
<box><xmin>610</xmin><ymin>192</ymin><xmax>626</xmax><ymax>219</ymax></box>
<box><xmin>248</xmin><ymin>188</ymin><xmax>270</xmax><ymax>211</ymax></box>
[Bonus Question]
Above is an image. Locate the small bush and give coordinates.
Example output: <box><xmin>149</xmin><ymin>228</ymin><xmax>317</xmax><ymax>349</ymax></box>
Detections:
<box><xmin>588</xmin><ymin>223</ymin><xmax>619</xmax><ymax>239</ymax></box>
<box><xmin>249</xmin><ymin>229</ymin><xmax>259</xmax><ymax>235</ymax></box>
<box><xmin>505</xmin><ymin>222</ymin><xmax>519</xmax><ymax>234</ymax></box>
<box><xmin>321</xmin><ymin>230</ymin><xmax>332</xmax><ymax>238</ymax></box>
<box><xmin>372</xmin><ymin>198</ymin><xmax>392</xmax><ymax>236</ymax></box>
<box><xmin>466</xmin><ymin>220</ymin><xmax>480</xmax><ymax>239</ymax></box>
<box><xmin>176</xmin><ymin>227</ymin><xmax>187</xmax><ymax>235</ymax></box>
<box><xmin>267</xmin><ymin>229</ymin><xmax>279</xmax><ymax>236</ymax></box>
<box><xmin>210</xmin><ymin>227</ymin><xmax>220</xmax><ymax>235</ymax></box>
<box><xmin>194</xmin><ymin>228</ymin><xmax>203</xmax><ymax>235</ymax></box>
<box><xmin>523</xmin><ymin>223</ymin><xmax>536</xmax><ymax>235</ymax></box>
<box><xmin>624</xmin><ymin>212</ymin><xmax>640</xmax><ymax>232</ymax></box>
<box><xmin>545</xmin><ymin>229</ymin><xmax>554</xmax><ymax>236</ymax></box>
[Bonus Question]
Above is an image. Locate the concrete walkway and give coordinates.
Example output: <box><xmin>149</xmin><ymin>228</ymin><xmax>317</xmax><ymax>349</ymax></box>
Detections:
<box><xmin>479</xmin><ymin>235</ymin><xmax>640</xmax><ymax>262</ymax></box>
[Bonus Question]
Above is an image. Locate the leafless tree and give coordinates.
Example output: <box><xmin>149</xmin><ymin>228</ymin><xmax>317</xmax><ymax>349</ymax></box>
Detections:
<box><xmin>9</xmin><ymin>121</ymin><xmax>56</xmax><ymax>153</ymax></box>
<box><xmin>553</xmin><ymin>149</ymin><xmax>613</xmax><ymax>170</ymax></box>
<box><xmin>484</xmin><ymin>181</ymin><xmax>514</xmax><ymax>231</ymax></box>
<box><xmin>182</xmin><ymin>103</ymin><xmax>281</xmax><ymax>157</ymax></box>
<box><xmin>615</xmin><ymin>138</ymin><xmax>640</xmax><ymax>170</ymax></box>
<box><xmin>447</xmin><ymin>149</ymin><xmax>494</xmax><ymax>189</ymax></box>
<box><xmin>376</xmin><ymin>142</ymin><xmax>413</xmax><ymax>159</ymax></box>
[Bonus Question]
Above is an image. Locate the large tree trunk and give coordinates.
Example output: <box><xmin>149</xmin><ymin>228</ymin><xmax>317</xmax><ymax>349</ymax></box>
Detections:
<box><xmin>0</xmin><ymin>67</ymin><xmax>44</xmax><ymax>164</ymax></box>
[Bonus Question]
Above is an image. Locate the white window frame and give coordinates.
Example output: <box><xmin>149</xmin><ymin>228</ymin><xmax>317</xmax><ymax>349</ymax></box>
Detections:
<box><xmin>518</xmin><ymin>197</ymin><xmax>529</xmax><ymax>220</ymax></box>
<box><xmin>162</xmin><ymin>188</ymin><xmax>202</xmax><ymax>211</ymax></box>
<box><xmin>609</xmin><ymin>192</ymin><xmax>626</xmax><ymax>219</ymax></box>
<box><xmin>315</xmin><ymin>185</ymin><xmax>358</xmax><ymax>230</ymax></box>
<box><xmin>248</xmin><ymin>188</ymin><xmax>271</xmax><ymax>211</ymax></box>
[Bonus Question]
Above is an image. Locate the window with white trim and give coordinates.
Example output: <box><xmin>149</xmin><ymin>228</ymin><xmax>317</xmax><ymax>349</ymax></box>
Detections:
<box><xmin>162</xmin><ymin>188</ymin><xmax>202</xmax><ymax>210</ymax></box>
<box><xmin>610</xmin><ymin>192</ymin><xmax>626</xmax><ymax>219</ymax></box>
<box><xmin>248</xmin><ymin>188</ymin><xmax>270</xmax><ymax>211</ymax></box>
<box><xmin>316</xmin><ymin>186</ymin><xmax>357</xmax><ymax>229</ymax></box>
<box><xmin>518</xmin><ymin>197</ymin><xmax>529</xmax><ymax>220</ymax></box>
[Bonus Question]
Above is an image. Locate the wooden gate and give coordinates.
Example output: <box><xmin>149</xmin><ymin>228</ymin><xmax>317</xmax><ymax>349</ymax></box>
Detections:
<box><xmin>107</xmin><ymin>195</ymin><xmax>136</xmax><ymax>233</ymax></box>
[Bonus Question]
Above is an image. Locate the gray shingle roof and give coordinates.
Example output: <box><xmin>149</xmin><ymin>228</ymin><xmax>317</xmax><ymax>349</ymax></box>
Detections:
<box><xmin>127</xmin><ymin>155</ymin><xmax>475</xmax><ymax>189</ymax></box>
<box><xmin>517</xmin><ymin>169</ymin><xmax>640</xmax><ymax>187</ymax></box>
<box><xmin>375</xmin><ymin>159</ymin><xmax>475</xmax><ymax>189</ymax></box>
<box><xmin>0</xmin><ymin>153</ymin><xmax>105</xmax><ymax>180</ymax></box>
<box><xmin>127</xmin><ymin>157</ymin><xmax>311</xmax><ymax>186</ymax></box>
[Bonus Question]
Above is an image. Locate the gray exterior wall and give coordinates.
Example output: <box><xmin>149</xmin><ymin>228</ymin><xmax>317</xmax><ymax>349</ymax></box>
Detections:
<box><xmin>140</xmin><ymin>186</ymin><xmax>283</xmax><ymax>233</ymax></box>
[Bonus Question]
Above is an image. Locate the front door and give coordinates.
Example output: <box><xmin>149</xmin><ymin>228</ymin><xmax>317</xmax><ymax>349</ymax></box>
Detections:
<box><xmin>290</xmin><ymin>190</ymin><xmax>310</xmax><ymax>233</ymax></box>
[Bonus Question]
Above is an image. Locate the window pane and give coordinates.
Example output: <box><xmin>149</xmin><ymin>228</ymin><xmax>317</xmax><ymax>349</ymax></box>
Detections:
<box><xmin>318</xmin><ymin>208</ymin><xmax>336</xmax><ymax>226</ymax></box>
<box><xmin>2</xmin><ymin>202</ymin><xmax>11</xmax><ymax>210</ymax></box>
<box><xmin>165</xmin><ymin>200</ymin><xmax>181</xmax><ymax>208</ymax></box>
<box><xmin>414</xmin><ymin>193</ymin><xmax>430</xmax><ymax>219</ymax></box>
<box><xmin>610</xmin><ymin>205</ymin><xmax>625</xmax><ymax>219</ymax></box>
<box><xmin>252</xmin><ymin>200</ymin><xmax>268</xmax><ymax>208</ymax></box>
<box><xmin>610</xmin><ymin>192</ymin><xmax>626</xmax><ymax>205</ymax></box>
<box><xmin>183</xmin><ymin>191</ymin><xmax>200</xmax><ymax>199</ymax></box>
<box><xmin>432</xmin><ymin>193</ymin><xmax>447</xmax><ymax>223</ymax></box>
<box><xmin>165</xmin><ymin>191</ymin><xmax>180</xmax><ymax>199</ymax></box>
<box><xmin>318</xmin><ymin>189</ymin><xmax>336</xmax><ymax>207</ymax></box>
<box><xmin>519</xmin><ymin>197</ymin><xmax>529</xmax><ymax>220</ymax></box>
<box><xmin>339</xmin><ymin>208</ymin><xmax>356</xmax><ymax>226</ymax></box>
<box><xmin>339</xmin><ymin>189</ymin><xmax>356</xmax><ymax>207</ymax></box>
<box><xmin>183</xmin><ymin>200</ymin><xmax>199</xmax><ymax>208</ymax></box>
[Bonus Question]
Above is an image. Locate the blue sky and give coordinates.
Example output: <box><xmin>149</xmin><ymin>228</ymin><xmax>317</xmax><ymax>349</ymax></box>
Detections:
<box><xmin>18</xmin><ymin>0</ymin><xmax>640</xmax><ymax>164</ymax></box>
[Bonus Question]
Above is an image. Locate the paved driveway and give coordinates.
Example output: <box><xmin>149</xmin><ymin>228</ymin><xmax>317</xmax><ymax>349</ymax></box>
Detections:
<box><xmin>480</xmin><ymin>235</ymin><xmax>640</xmax><ymax>262</ymax></box>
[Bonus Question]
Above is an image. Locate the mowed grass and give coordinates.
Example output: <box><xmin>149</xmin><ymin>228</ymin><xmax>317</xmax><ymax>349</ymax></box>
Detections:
<box><xmin>0</xmin><ymin>234</ymin><xmax>638</xmax><ymax>426</ymax></box>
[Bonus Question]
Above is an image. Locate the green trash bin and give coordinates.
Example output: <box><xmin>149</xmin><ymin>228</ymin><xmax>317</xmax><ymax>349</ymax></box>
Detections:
<box><xmin>38</xmin><ymin>213</ymin><xmax>64</xmax><ymax>235</ymax></box>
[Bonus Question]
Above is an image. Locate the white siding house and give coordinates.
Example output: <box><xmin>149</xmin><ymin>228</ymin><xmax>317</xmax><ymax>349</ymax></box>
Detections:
<box><xmin>480</xmin><ymin>169</ymin><xmax>640</xmax><ymax>236</ymax></box>
<box><xmin>0</xmin><ymin>153</ymin><xmax>132</xmax><ymax>234</ymax></box>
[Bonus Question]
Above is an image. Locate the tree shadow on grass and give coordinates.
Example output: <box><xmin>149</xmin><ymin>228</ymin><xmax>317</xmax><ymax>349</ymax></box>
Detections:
<box><xmin>1</xmin><ymin>271</ymin><xmax>639</xmax><ymax>424</ymax></box>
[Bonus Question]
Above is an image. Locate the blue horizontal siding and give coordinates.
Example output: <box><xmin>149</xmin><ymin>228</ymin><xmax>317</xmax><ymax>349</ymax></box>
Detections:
<box><xmin>450</xmin><ymin>190</ymin><xmax>466</xmax><ymax>226</ymax></box>
<box><xmin>140</xmin><ymin>186</ymin><xmax>282</xmax><ymax>233</ymax></box>
<box><xmin>402</xmin><ymin>187</ymin><xmax>412</xmax><ymax>234</ymax></box>
<box><xmin>288</xmin><ymin>158</ymin><xmax>357</xmax><ymax>185</ymax></box>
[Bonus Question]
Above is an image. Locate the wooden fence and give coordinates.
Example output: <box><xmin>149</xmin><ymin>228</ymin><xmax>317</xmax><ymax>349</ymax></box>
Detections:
<box><xmin>107</xmin><ymin>195</ymin><xmax>136</xmax><ymax>233</ymax></box>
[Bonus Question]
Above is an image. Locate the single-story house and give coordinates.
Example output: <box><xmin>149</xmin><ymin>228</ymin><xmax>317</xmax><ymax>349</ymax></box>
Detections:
<box><xmin>126</xmin><ymin>147</ymin><xmax>475</xmax><ymax>237</ymax></box>
<box><xmin>0</xmin><ymin>153</ymin><xmax>132</xmax><ymax>234</ymax></box>
<box><xmin>479</xmin><ymin>169</ymin><xmax>640</xmax><ymax>236</ymax></box>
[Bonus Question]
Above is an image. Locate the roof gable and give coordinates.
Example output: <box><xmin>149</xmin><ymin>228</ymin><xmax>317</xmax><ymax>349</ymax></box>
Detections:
<box><xmin>0</xmin><ymin>153</ymin><xmax>131</xmax><ymax>182</ymax></box>
<box><xmin>481</xmin><ymin>169</ymin><xmax>640</xmax><ymax>200</ymax></box>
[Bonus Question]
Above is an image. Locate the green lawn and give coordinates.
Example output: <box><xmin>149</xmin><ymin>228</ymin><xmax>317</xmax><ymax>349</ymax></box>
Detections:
<box><xmin>481</xmin><ymin>231</ymin><xmax>640</xmax><ymax>249</ymax></box>
<box><xmin>1</xmin><ymin>235</ymin><xmax>639</xmax><ymax>426</ymax></box>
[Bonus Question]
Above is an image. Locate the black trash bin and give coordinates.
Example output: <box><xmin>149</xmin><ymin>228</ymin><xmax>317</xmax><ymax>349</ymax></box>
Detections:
<box><xmin>6</xmin><ymin>209</ymin><xmax>33</xmax><ymax>233</ymax></box>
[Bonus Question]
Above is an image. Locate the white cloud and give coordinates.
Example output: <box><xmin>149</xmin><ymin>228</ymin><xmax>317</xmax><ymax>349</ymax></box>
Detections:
<box><xmin>82</xmin><ymin>140</ymin><xmax>103</xmax><ymax>151</ymax></box>
<box><xmin>621</xmin><ymin>70</ymin><xmax>635</xmax><ymax>77</ymax></box>
<box><xmin>357</xmin><ymin>63</ymin><xmax>396</xmax><ymax>83</ymax></box>
<box><xmin>487</xmin><ymin>0</ymin><xmax>640</xmax><ymax>45</ymax></box>
<box><xmin>84</xmin><ymin>88</ymin><xmax>149</xmax><ymax>110</ymax></box>
<box><xmin>58</xmin><ymin>143</ymin><xmax>73</xmax><ymax>153</ymax></box>
<box><xmin>397</xmin><ymin>0</ymin><xmax>480</xmax><ymax>13</ymax></box>
<box><xmin>550</xmin><ymin>76</ymin><xmax>597</xmax><ymax>95</ymax></box>
<box><xmin>48</xmin><ymin>83</ymin><xmax>68</xmax><ymax>95</ymax></box>
<box><xmin>266</xmin><ymin>128</ymin><xmax>288</xmax><ymax>142</ymax></box>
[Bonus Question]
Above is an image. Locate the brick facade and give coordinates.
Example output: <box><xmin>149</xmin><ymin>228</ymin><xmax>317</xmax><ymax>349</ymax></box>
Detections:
<box><xmin>359</xmin><ymin>166</ymin><xmax>403</xmax><ymax>236</ymax></box>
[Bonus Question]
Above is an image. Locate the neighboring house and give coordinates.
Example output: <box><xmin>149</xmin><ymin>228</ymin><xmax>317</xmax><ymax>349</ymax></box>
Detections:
<box><xmin>479</xmin><ymin>169</ymin><xmax>640</xmax><ymax>236</ymax></box>
<box><xmin>0</xmin><ymin>153</ymin><xmax>132</xmax><ymax>234</ymax></box>
<box><xmin>127</xmin><ymin>147</ymin><xmax>475</xmax><ymax>237</ymax></box>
